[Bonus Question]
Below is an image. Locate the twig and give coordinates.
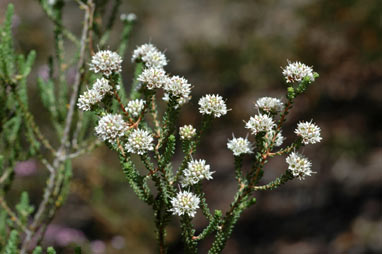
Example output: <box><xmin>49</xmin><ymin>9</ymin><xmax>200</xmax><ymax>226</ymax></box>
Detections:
<box><xmin>0</xmin><ymin>167</ymin><xmax>13</xmax><ymax>185</ymax></box>
<box><xmin>151</xmin><ymin>95</ymin><xmax>161</xmax><ymax>137</ymax></box>
<box><xmin>20</xmin><ymin>1</ymin><xmax>94</xmax><ymax>252</ymax></box>
<box><xmin>67</xmin><ymin>140</ymin><xmax>102</xmax><ymax>159</ymax></box>
<box><xmin>0</xmin><ymin>197</ymin><xmax>30</xmax><ymax>234</ymax></box>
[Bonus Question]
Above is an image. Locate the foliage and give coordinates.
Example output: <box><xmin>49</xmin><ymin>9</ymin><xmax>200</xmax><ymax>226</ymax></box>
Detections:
<box><xmin>0</xmin><ymin>1</ymin><xmax>322</xmax><ymax>253</ymax></box>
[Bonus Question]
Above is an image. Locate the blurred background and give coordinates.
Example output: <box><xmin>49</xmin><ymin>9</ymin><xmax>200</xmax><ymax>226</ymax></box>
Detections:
<box><xmin>1</xmin><ymin>0</ymin><xmax>381</xmax><ymax>253</ymax></box>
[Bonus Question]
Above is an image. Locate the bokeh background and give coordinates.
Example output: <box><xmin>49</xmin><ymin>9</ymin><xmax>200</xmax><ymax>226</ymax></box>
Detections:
<box><xmin>1</xmin><ymin>0</ymin><xmax>381</xmax><ymax>253</ymax></box>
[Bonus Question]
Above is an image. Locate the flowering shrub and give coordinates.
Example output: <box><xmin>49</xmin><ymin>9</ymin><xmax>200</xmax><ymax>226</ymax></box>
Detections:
<box><xmin>0</xmin><ymin>1</ymin><xmax>321</xmax><ymax>253</ymax></box>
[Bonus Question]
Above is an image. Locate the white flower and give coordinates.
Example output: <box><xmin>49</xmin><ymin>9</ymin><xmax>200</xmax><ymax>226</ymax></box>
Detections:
<box><xmin>77</xmin><ymin>78</ymin><xmax>114</xmax><ymax>111</ymax></box>
<box><xmin>255</xmin><ymin>97</ymin><xmax>284</xmax><ymax>113</ymax></box>
<box><xmin>125</xmin><ymin>129</ymin><xmax>154</xmax><ymax>155</ymax></box>
<box><xmin>268</xmin><ymin>130</ymin><xmax>284</xmax><ymax>147</ymax></box>
<box><xmin>198</xmin><ymin>94</ymin><xmax>228</xmax><ymax>118</ymax></box>
<box><xmin>132</xmin><ymin>44</ymin><xmax>157</xmax><ymax>62</ymax></box>
<box><xmin>282</xmin><ymin>60</ymin><xmax>315</xmax><ymax>84</ymax></box>
<box><xmin>169</xmin><ymin>191</ymin><xmax>200</xmax><ymax>217</ymax></box>
<box><xmin>131</xmin><ymin>43</ymin><xmax>167</xmax><ymax>69</ymax></box>
<box><xmin>92</xmin><ymin>77</ymin><xmax>113</xmax><ymax>95</ymax></box>
<box><xmin>126</xmin><ymin>99</ymin><xmax>145</xmax><ymax>117</ymax></box>
<box><xmin>137</xmin><ymin>67</ymin><xmax>169</xmax><ymax>89</ymax></box>
<box><xmin>143</xmin><ymin>50</ymin><xmax>168</xmax><ymax>69</ymax></box>
<box><xmin>295</xmin><ymin>121</ymin><xmax>322</xmax><ymax>145</ymax></box>
<box><xmin>89</xmin><ymin>50</ymin><xmax>122</xmax><ymax>77</ymax></box>
<box><xmin>77</xmin><ymin>88</ymin><xmax>103</xmax><ymax>111</ymax></box>
<box><xmin>163</xmin><ymin>76</ymin><xmax>192</xmax><ymax>105</ymax></box>
<box><xmin>227</xmin><ymin>136</ymin><xmax>253</xmax><ymax>156</ymax></box>
<box><xmin>245</xmin><ymin>114</ymin><xmax>275</xmax><ymax>135</ymax></box>
<box><xmin>120</xmin><ymin>13</ymin><xmax>136</xmax><ymax>22</ymax></box>
<box><xmin>286</xmin><ymin>152</ymin><xmax>315</xmax><ymax>180</ymax></box>
<box><xmin>181</xmin><ymin>159</ymin><xmax>214</xmax><ymax>187</ymax></box>
<box><xmin>179</xmin><ymin>125</ymin><xmax>196</xmax><ymax>140</ymax></box>
<box><xmin>95</xmin><ymin>114</ymin><xmax>128</xmax><ymax>142</ymax></box>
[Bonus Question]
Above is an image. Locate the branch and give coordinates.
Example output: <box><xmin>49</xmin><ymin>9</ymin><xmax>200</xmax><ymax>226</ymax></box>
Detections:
<box><xmin>0</xmin><ymin>197</ymin><xmax>30</xmax><ymax>234</ymax></box>
<box><xmin>20</xmin><ymin>1</ymin><xmax>94</xmax><ymax>252</ymax></box>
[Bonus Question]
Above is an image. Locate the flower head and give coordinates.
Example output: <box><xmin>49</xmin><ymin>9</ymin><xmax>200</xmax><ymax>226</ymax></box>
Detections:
<box><xmin>227</xmin><ymin>136</ymin><xmax>253</xmax><ymax>156</ymax></box>
<box><xmin>282</xmin><ymin>60</ymin><xmax>315</xmax><ymax>84</ymax></box>
<box><xmin>77</xmin><ymin>78</ymin><xmax>113</xmax><ymax>111</ymax></box>
<box><xmin>126</xmin><ymin>99</ymin><xmax>145</xmax><ymax>117</ymax></box>
<box><xmin>179</xmin><ymin>125</ymin><xmax>196</xmax><ymax>140</ymax></box>
<box><xmin>295</xmin><ymin>121</ymin><xmax>322</xmax><ymax>145</ymax></box>
<box><xmin>163</xmin><ymin>76</ymin><xmax>192</xmax><ymax>105</ymax></box>
<box><xmin>89</xmin><ymin>50</ymin><xmax>122</xmax><ymax>77</ymax></box>
<box><xmin>95</xmin><ymin>114</ymin><xmax>127</xmax><ymax>142</ymax></box>
<box><xmin>131</xmin><ymin>43</ymin><xmax>167</xmax><ymax>69</ymax></box>
<box><xmin>143</xmin><ymin>50</ymin><xmax>168</xmax><ymax>69</ymax></box>
<box><xmin>198</xmin><ymin>94</ymin><xmax>228</xmax><ymax>118</ymax></box>
<box><xmin>77</xmin><ymin>88</ymin><xmax>103</xmax><ymax>111</ymax></box>
<box><xmin>125</xmin><ymin>129</ymin><xmax>154</xmax><ymax>155</ymax></box>
<box><xmin>255</xmin><ymin>97</ymin><xmax>284</xmax><ymax>114</ymax></box>
<box><xmin>268</xmin><ymin>130</ymin><xmax>284</xmax><ymax>147</ymax></box>
<box><xmin>245</xmin><ymin>114</ymin><xmax>275</xmax><ymax>135</ymax></box>
<box><xmin>92</xmin><ymin>77</ymin><xmax>113</xmax><ymax>95</ymax></box>
<box><xmin>286</xmin><ymin>152</ymin><xmax>314</xmax><ymax>180</ymax></box>
<box><xmin>181</xmin><ymin>159</ymin><xmax>214</xmax><ymax>187</ymax></box>
<box><xmin>137</xmin><ymin>67</ymin><xmax>169</xmax><ymax>89</ymax></box>
<box><xmin>169</xmin><ymin>191</ymin><xmax>200</xmax><ymax>217</ymax></box>
<box><xmin>120</xmin><ymin>13</ymin><xmax>136</xmax><ymax>22</ymax></box>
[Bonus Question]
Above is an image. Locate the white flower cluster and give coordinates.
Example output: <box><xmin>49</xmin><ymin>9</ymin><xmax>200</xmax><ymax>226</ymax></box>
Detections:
<box><xmin>125</xmin><ymin>128</ymin><xmax>154</xmax><ymax>155</ymax></box>
<box><xmin>163</xmin><ymin>76</ymin><xmax>192</xmax><ymax>105</ymax></box>
<box><xmin>179</xmin><ymin>125</ymin><xmax>196</xmax><ymax>140</ymax></box>
<box><xmin>131</xmin><ymin>43</ymin><xmax>167</xmax><ymax>69</ymax></box>
<box><xmin>77</xmin><ymin>78</ymin><xmax>113</xmax><ymax>111</ymax></box>
<box><xmin>255</xmin><ymin>97</ymin><xmax>284</xmax><ymax>114</ymax></box>
<box><xmin>181</xmin><ymin>159</ymin><xmax>214</xmax><ymax>187</ymax></box>
<box><xmin>268</xmin><ymin>130</ymin><xmax>284</xmax><ymax>147</ymax></box>
<box><xmin>245</xmin><ymin>114</ymin><xmax>275</xmax><ymax>135</ymax></box>
<box><xmin>137</xmin><ymin>67</ymin><xmax>169</xmax><ymax>90</ymax></box>
<box><xmin>93</xmin><ymin>77</ymin><xmax>113</xmax><ymax>94</ymax></box>
<box><xmin>89</xmin><ymin>50</ymin><xmax>122</xmax><ymax>77</ymax></box>
<box><xmin>120</xmin><ymin>13</ymin><xmax>137</xmax><ymax>22</ymax></box>
<box><xmin>126</xmin><ymin>99</ymin><xmax>146</xmax><ymax>117</ymax></box>
<box><xmin>282</xmin><ymin>61</ymin><xmax>315</xmax><ymax>84</ymax></box>
<box><xmin>286</xmin><ymin>152</ymin><xmax>314</xmax><ymax>180</ymax></box>
<box><xmin>169</xmin><ymin>191</ymin><xmax>200</xmax><ymax>217</ymax></box>
<box><xmin>295</xmin><ymin>121</ymin><xmax>322</xmax><ymax>145</ymax></box>
<box><xmin>198</xmin><ymin>94</ymin><xmax>228</xmax><ymax>118</ymax></box>
<box><xmin>227</xmin><ymin>136</ymin><xmax>253</xmax><ymax>156</ymax></box>
<box><xmin>95</xmin><ymin>114</ymin><xmax>128</xmax><ymax>142</ymax></box>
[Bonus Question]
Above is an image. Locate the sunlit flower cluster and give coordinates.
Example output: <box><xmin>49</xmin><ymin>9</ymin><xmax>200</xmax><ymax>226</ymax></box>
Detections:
<box><xmin>181</xmin><ymin>159</ymin><xmax>214</xmax><ymax>187</ymax></box>
<box><xmin>163</xmin><ymin>76</ymin><xmax>192</xmax><ymax>105</ymax></box>
<box><xmin>77</xmin><ymin>78</ymin><xmax>113</xmax><ymax>111</ymax></box>
<box><xmin>245</xmin><ymin>114</ymin><xmax>275</xmax><ymax>135</ymax></box>
<box><xmin>286</xmin><ymin>152</ymin><xmax>314</xmax><ymax>180</ymax></box>
<box><xmin>282</xmin><ymin>60</ymin><xmax>315</xmax><ymax>84</ymax></box>
<box><xmin>95</xmin><ymin>114</ymin><xmax>128</xmax><ymax>142</ymax></box>
<box><xmin>295</xmin><ymin>121</ymin><xmax>322</xmax><ymax>145</ymax></box>
<box><xmin>89</xmin><ymin>50</ymin><xmax>122</xmax><ymax>77</ymax></box>
<box><xmin>169</xmin><ymin>191</ymin><xmax>200</xmax><ymax>217</ymax></box>
<box><xmin>120</xmin><ymin>13</ymin><xmax>136</xmax><ymax>22</ymax></box>
<box><xmin>198</xmin><ymin>94</ymin><xmax>228</xmax><ymax>118</ymax></box>
<box><xmin>126</xmin><ymin>99</ymin><xmax>146</xmax><ymax>117</ymax></box>
<box><xmin>179</xmin><ymin>125</ymin><xmax>196</xmax><ymax>140</ymax></box>
<box><xmin>137</xmin><ymin>67</ymin><xmax>169</xmax><ymax>90</ymax></box>
<box><xmin>255</xmin><ymin>97</ymin><xmax>284</xmax><ymax>114</ymax></box>
<box><xmin>125</xmin><ymin>129</ymin><xmax>154</xmax><ymax>155</ymax></box>
<box><xmin>227</xmin><ymin>136</ymin><xmax>253</xmax><ymax>156</ymax></box>
<box><xmin>268</xmin><ymin>130</ymin><xmax>284</xmax><ymax>147</ymax></box>
<box><xmin>131</xmin><ymin>43</ymin><xmax>167</xmax><ymax>69</ymax></box>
